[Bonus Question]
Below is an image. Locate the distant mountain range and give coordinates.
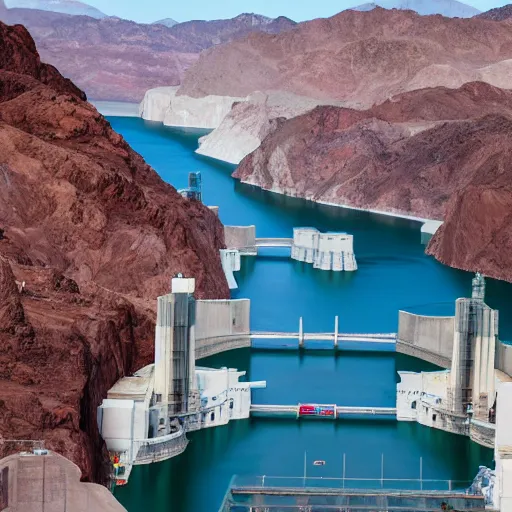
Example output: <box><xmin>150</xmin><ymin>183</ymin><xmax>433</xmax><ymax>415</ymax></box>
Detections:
<box><xmin>477</xmin><ymin>4</ymin><xmax>512</xmax><ymax>20</ymax></box>
<box><xmin>0</xmin><ymin>4</ymin><xmax>296</xmax><ymax>101</ymax></box>
<box><xmin>152</xmin><ymin>18</ymin><xmax>178</xmax><ymax>27</ymax></box>
<box><xmin>2</xmin><ymin>0</ymin><xmax>497</xmax><ymax>26</ymax></box>
<box><xmin>4</xmin><ymin>0</ymin><xmax>105</xmax><ymax>18</ymax></box>
<box><xmin>351</xmin><ymin>0</ymin><xmax>480</xmax><ymax>17</ymax></box>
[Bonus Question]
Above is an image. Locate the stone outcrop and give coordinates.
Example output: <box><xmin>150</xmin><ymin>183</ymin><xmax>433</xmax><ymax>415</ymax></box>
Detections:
<box><xmin>0</xmin><ymin>5</ymin><xmax>295</xmax><ymax>101</ymax></box>
<box><xmin>0</xmin><ymin>20</ymin><xmax>229</xmax><ymax>484</ymax></box>
<box><xmin>234</xmin><ymin>82</ymin><xmax>512</xmax><ymax>282</ymax></box>
<box><xmin>178</xmin><ymin>8</ymin><xmax>512</xmax><ymax>107</ymax></box>
<box><xmin>196</xmin><ymin>91</ymin><xmax>343</xmax><ymax>164</ymax></box>
<box><xmin>140</xmin><ymin>86</ymin><xmax>244</xmax><ymax>129</ymax></box>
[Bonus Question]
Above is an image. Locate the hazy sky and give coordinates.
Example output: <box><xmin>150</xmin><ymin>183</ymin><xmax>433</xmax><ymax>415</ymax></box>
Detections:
<box><xmin>84</xmin><ymin>0</ymin><xmax>507</xmax><ymax>24</ymax></box>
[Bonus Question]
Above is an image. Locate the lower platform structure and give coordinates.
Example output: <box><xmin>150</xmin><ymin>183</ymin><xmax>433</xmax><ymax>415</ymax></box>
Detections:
<box><xmin>219</xmin><ymin>476</ymin><xmax>485</xmax><ymax>512</ymax></box>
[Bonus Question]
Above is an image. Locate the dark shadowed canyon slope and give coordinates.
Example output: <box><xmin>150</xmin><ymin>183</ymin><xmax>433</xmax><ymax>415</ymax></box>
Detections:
<box><xmin>178</xmin><ymin>8</ymin><xmax>512</xmax><ymax>107</ymax></box>
<box><xmin>234</xmin><ymin>82</ymin><xmax>512</xmax><ymax>282</ymax></box>
<box><xmin>0</xmin><ymin>1</ymin><xmax>296</xmax><ymax>101</ymax></box>
<box><xmin>0</xmin><ymin>20</ymin><xmax>229</xmax><ymax>483</ymax></box>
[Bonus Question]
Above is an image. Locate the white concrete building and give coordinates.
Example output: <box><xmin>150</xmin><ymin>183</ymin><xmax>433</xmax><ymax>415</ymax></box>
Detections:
<box><xmin>494</xmin><ymin>382</ymin><xmax>512</xmax><ymax>512</ymax></box>
<box><xmin>188</xmin><ymin>367</ymin><xmax>265</xmax><ymax>431</ymax></box>
<box><xmin>220</xmin><ymin>249</ymin><xmax>241</xmax><ymax>290</ymax></box>
<box><xmin>98</xmin><ymin>277</ymin><xmax>264</xmax><ymax>486</ymax></box>
<box><xmin>396</xmin><ymin>274</ymin><xmax>509</xmax><ymax>448</ymax></box>
<box><xmin>291</xmin><ymin>227</ymin><xmax>357</xmax><ymax>271</ymax></box>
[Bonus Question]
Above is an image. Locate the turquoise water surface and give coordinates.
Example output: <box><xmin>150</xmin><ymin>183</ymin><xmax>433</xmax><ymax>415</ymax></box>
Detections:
<box><xmin>108</xmin><ymin>117</ymin><xmax>508</xmax><ymax>512</ymax></box>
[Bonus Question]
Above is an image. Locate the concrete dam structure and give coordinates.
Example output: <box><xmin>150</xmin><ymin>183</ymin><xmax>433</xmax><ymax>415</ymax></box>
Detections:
<box><xmin>222</xmin><ymin>225</ymin><xmax>357</xmax><ymax>288</ymax></box>
<box><xmin>97</xmin><ymin>277</ymin><xmax>260</xmax><ymax>487</ymax></box>
<box><xmin>396</xmin><ymin>274</ymin><xmax>512</xmax><ymax>450</ymax></box>
<box><xmin>291</xmin><ymin>227</ymin><xmax>357</xmax><ymax>271</ymax></box>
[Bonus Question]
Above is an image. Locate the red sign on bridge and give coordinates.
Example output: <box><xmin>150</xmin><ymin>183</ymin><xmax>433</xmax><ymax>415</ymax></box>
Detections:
<box><xmin>298</xmin><ymin>404</ymin><xmax>336</xmax><ymax>418</ymax></box>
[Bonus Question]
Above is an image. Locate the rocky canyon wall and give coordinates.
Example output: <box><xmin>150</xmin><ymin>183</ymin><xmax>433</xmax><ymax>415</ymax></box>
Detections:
<box><xmin>196</xmin><ymin>91</ymin><xmax>345</xmax><ymax>164</ymax></box>
<box><xmin>178</xmin><ymin>8</ymin><xmax>512</xmax><ymax>106</ymax></box>
<box><xmin>0</xmin><ymin>20</ymin><xmax>229</xmax><ymax>484</ymax></box>
<box><xmin>234</xmin><ymin>82</ymin><xmax>512</xmax><ymax>282</ymax></box>
<box><xmin>0</xmin><ymin>5</ymin><xmax>296</xmax><ymax>101</ymax></box>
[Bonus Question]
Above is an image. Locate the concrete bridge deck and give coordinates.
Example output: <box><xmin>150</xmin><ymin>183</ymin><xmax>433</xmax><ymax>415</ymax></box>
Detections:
<box><xmin>255</xmin><ymin>238</ymin><xmax>293</xmax><ymax>248</ymax></box>
<box><xmin>250</xmin><ymin>317</ymin><xmax>396</xmax><ymax>349</ymax></box>
<box><xmin>250</xmin><ymin>404</ymin><xmax>397</xmax><ymax>418</ymax></box>
<box><xmin>250</xmin><ymin>332</ymin><xmax>396</xmax><ymax>343</ymax></box>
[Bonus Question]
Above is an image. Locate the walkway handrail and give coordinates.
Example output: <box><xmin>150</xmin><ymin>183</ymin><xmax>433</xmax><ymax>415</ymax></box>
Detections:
<box><xmin>133</xmin><ymin>427</ymin><xmax>185</xmax><ymax>446</ymax></box>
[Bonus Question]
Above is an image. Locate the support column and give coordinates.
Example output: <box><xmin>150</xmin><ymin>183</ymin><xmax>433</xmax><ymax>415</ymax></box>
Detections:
<box><xmin>334</xmin><ymin>316</ymin><xmax>339</xmax><ymax>349</ymax></box>
<box><xmin>299</xmin><ymin>317</ymin><xmax>304</xmax><ymax>349</ymax></box>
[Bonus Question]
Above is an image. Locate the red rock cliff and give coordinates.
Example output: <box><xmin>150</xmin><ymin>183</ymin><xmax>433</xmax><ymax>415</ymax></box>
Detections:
<box><xmin>234</xmin><ymin>82</ymin><xmax>512</xmax><ymax>282</ymax></box>
<box><xmin>0</xmin><ymin>21</ymin><xmax>229</xmax><ymax>483</ymax></box>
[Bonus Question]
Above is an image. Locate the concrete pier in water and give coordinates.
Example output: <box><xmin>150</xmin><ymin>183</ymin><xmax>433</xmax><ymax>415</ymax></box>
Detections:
<box><xmin>291</xmin><ymin>227</ymin><xmax>357</xmax><ymax>271</ymax></box>
<box><xmin>221</xmin><ymin>225</ymin><xmax>358</xmax><ymax>288</ymax></box>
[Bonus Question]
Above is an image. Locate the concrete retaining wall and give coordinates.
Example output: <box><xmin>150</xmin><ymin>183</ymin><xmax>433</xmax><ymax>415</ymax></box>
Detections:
<box><xmin>496</xmin><ymin>342</ymin><xmax>512</xmax><ymax>377</ymax></box>
<box><xmin>195</xmin><ymin>299</ymin><xmax>250</xmax><ymax>359</ymax></box>
<box><xmin>469</xmin><ymin>420</ymin><xmax>495</xmax><ymax>449</ymax></box>
<box><xmin>0</xmin><ymin>451</ymin><xmax>125</xmax><ymax>511</ymax></box>
<box><xmin>220</xmin><ymin>249</ymin><xmax>241</xmax><ymax>290</ymax></box>
<box><xmin>224</xmin><ymin>226</ymin><xmax>256</xmax><ymax>254</ymax></box>
<box><xmin>397</xmin><ymin>311</ymin><xmax>455</xmax><ymax>368</ymax></box>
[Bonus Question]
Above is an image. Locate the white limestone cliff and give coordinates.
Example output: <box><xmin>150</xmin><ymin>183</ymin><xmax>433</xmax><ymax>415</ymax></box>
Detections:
<box><xmin>139</xmin><ymin>86</ymin><xmax>178</xmax><ymax>122</ymax></box>
<box><xmin>139</xmin><ymin>87</ymin><xmax>341</xmax><ymax>165</ymax></box>
<box><xmin>196</xmin><ymin>91</ymin><xmax>342</xmax><ymax>164</ymax></box>
<box><xmin>139</xmin><ymin>86</ymin><xmax>244</xmax><ymax>129</ymax></box>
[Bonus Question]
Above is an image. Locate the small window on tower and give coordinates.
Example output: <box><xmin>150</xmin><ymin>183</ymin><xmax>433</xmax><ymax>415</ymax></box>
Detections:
<box><xmin>229</xmin><ymin>400</ymin><xmax>234</xmax><ymax>410</ymax></box>
<box><xmin>210</xmin><ymin>412</ymin><xmax>215</xmax><ymax>422</ymax></box>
